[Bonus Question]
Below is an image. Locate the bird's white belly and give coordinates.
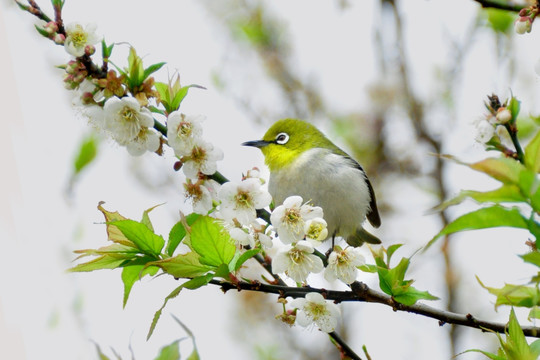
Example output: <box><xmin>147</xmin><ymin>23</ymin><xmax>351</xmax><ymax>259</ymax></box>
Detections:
<box><xmin>268</xmin><ymin>148</ymin><xmax>371</xmax><ymax>239</ymax></box>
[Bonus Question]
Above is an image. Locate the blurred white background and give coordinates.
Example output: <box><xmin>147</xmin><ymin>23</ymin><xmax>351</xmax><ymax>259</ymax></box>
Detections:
<box><xmin>2</xmin><ymin>0</ymin><xmax>540</xmax><ymax>359</ymax></box>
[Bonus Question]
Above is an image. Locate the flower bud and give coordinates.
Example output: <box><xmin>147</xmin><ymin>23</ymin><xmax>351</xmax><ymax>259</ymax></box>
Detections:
<box><xmin>44</xmin><ymin>21</ymin><xmax>58</xmax><ymax>35</ymax></box>
<box><xmin>84</xmin><ymin>45</ymin><xmax>96</xmax><ymax>56</ymax></box>
<box><xmin>515</xmin><ymin>16</ymin><xmax>533</xmax><ymax>34</ymax></box>
<box><xmin>495</xmin><ymin>108</ymin><xmax>512</xmax><ymax>124</ymax></box>
<box><xmin>54</xmin><ymin>33</ymin><xmax>65</xmax><ymax>44</ymax></box>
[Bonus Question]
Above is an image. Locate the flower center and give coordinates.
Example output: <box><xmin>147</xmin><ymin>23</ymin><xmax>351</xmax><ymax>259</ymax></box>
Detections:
<box><xmin>176</xmin><ymin>121</ymin><xmax>192</xmax><ymax>138</ymax></box>
<box><xmin>234</xmin><ymin>190</ymin><xmax>252</xmax><ymax>209</ymax></box>
<box><xmin>71</xmin><ymin>29</ymin><xmax>87</xmax><ymax>48</ymax></box>
<box><xmin>307</xmin><ymin>222</ymin><xmax>324</xmax><ymax>240</ymax></box>
<box><xmin>305</xmin><ymin>302</ymin><xmax>326</xmax><ymax>321</ymax></box>
<box><xmin>190</xmin><ymin>145</ymin><xmax>206</xmax><ymax>163</ymax></box>
<box><xmin>121</xmin><ymin>106</ymin><xmax>136</xmax><ymax>122</ymax></box>
<box><xmin>284</xmin><ymin>207</ymin><xmax>304</xmax><ymax>235</ymax></box>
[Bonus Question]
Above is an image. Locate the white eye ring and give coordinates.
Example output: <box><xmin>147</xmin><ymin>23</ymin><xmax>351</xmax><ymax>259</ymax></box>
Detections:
<box><xmin>275</xmin><ymin>132</ymin><xmax>289</xmax><ymax>145</ymax></box>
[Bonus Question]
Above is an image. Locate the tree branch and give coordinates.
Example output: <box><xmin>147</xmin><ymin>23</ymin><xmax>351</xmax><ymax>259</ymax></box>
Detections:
<box><xmin>209</xmin><ymin>279</ymin><xmax>540</xmax><ymax>338</ymax></box>
<box><xmin>471</xmin><ymin>0</ymin><xmax>526</xmax><ymax>12</ymax></box>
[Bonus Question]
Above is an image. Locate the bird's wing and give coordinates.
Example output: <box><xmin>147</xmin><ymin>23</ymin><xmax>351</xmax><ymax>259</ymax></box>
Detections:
<box><xmin>346</xmin><ymin>157</ymin><xmax>381</xmax><ymax>228</ymax></box>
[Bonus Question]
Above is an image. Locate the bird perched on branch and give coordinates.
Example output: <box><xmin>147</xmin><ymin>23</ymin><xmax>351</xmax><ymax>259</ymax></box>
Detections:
<box><xmin>243</xmin><ymin>118</ymin><xmax>381</xmax><ymax>247</ymax></box>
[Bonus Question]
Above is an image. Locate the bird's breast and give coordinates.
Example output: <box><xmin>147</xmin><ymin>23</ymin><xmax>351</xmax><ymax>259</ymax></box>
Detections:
<box><xmin>268</xmin><ymin>148</ymin><xmax>371</xmax><ymax>238</ymax></box>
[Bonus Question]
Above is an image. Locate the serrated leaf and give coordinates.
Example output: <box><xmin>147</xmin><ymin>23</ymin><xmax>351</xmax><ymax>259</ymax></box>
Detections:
<box><xmin>121</xmin><ymin>265</ymin><xmax>159</xmax><ymax>308</ymax></box>
<box><xmin>111</xmin><ymin>219</ymin><xmax>165</xmax><ymax>257</ymax></box>
<box><xmin>97</xmin><ymin>203</ymin><xmax>137</xmax><ymax>248</ymax></box>
<box><xmin>140</xmin><ymin>203</ymin><xmax>164</xmax><ymax>233</ymax></box>
<box><xmin>68</xmin><ymin>254</ymin><xmax>127</xmax><ymax>272</ymax></box>
<box><xmin>393</xmin><ymin>286</ymin><xmax>439</xmax><ymax>306</ymax></box>
<box><xmin>478</xmin><ymin>277</ymin><xmax>540</xmax><ymax>309</ymax></box>
<box><xmin>170</xmin><ymin>84</ymin><xmax>205</xmax><ymax>111</ymax></box>
<box><xmin>73</xmin><ymin>243</ymin><xmax>139</xmax><ymax>260</ymax></box>
<box><xmin>148</xmin><ymin>252</ymin><xmax>214</xmax><ymax>278</ymax></box>
<box><xmin>167</xmin><ymin>213</ymin><xmax>201</xmax><ymax>256</ymax></box>
<box><xmin>525</xmin><ymin>129</ymin><xmax>540</xmax><ymax>174</ymax></box>
<box><xmin>190</xmin><ymin>216</ymin><xmax>235</xmax><ymax>267</ymax></box>
<box><xmin>154</xmin><ymin>340</ymin><xmax>180</xmax><ymax>360</ymax></box>
<box><xmin>427</xmin><ymin>206</ymin><xmax>528</xmax><ymax>249</ymax></box>
<box><xmin>506</xmin><ymin>308</ymin><xmax>533</xmax><ymax>358</ymax></box>
<box><xmin>470</xmin><ymin>157</ymin><xmax>524</xmax><ymax>184</ymax></box>
<box><xmin>432</xmin><ymin>186</ymin><xmax>527</xmax><ymax>213</ymax></box>
<box><xmin>147</xmin><ymin>274</ymin><xmax>213</xmax><ymax>340</ymax></box>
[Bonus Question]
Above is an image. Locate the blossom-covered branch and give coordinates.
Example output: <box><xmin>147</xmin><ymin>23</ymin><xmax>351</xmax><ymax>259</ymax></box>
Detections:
<box><xmin>210</xmin><ymin>279</ymin><xmax>540</xmax><ymax>338</ymax></box>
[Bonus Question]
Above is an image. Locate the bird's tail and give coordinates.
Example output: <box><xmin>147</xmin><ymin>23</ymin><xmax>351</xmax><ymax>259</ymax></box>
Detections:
<box><xmin>346</xmin><ymin>227</ymin><xmax>381</xmax><ymax>247</ymax></box>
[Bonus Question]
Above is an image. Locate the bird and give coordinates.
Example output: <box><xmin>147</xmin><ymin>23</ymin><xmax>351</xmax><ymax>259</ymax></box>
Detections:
<box><xmin>242</xmin><ymin>118</ymin><xmax>381</xmax><ymax>247</ymax></box>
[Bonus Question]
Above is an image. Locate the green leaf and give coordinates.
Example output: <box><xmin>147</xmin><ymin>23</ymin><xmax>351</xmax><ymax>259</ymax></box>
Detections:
<box><xmin>190</xmin><ymin>216</ymin><xmax>236</xmax><ymax>267</ymax></box>
<box><xmin>462</xmin><ymin>349</ymin><xmax>505</xmax><ymax>360</ymax></box>
<box><xmin>73</xmin><ymin>132</ymin><xmax>99</xmax><ymax>175</ymax></box>
<box><xmin>505</xmin><ymin>308</ymin><xmax>536</xmax><ymax>359</ymax></box>
<box><xmin>154</xmin><ymin>340</ymin><xmax>180</xmax><ymax>360</ymax></box>
<box><xmin>94</xmin><ymin>343</ymin><xmax>113</xmax><ymax>360</ymax></box>
<box><xmin>520</xmin><ymin>251</ymin><xmax>540</xmax><ymax>268</ymax></box>
<box><xmin>393</xmin><ymin>286</ymin><xmax>439</xmax><ymax>306</ymax></box>
<box><xmin>525</xmin><ymin>129</ymin><xmax>540</xmax><ymax>174</ymax></box>
<box><xmin>68</xmin><ymin>254</ymin><xmax>127</xmax><ymax>272</ymax></box>
<box><xmin>427</xmin><ymin>206</ymin><xmax>528</xmax><ymax>249</ymax></box>
<box><xmin>432</xmin><ymin>186</ymin><xmax>527</xmax><ymax>212</ymax></box>
<box><xmin>470</xmin><ymin>157</ymin><xmax>524</xmax><ymax>184</ymax></box>
<box><xmin>140</xmin><ymin>204</ymin><xmax>164</xmax><ymax>233</ymax></box>
<box><xmin>358</xmin><ymin>264</ymin><xmax>378</xmax><ymax>273</ymax></box>
<box><xmin>529</xmin><ymin>308</ymin><xmax>540</xmax><ymax>320</ymax></box>
<box><xmin>484</xmin><ymin>8</ymin><xmax>514</xmax><ymax>34</ymax></box>
<box><xmin>167</xmin><ymin>213</ymin><xmax>201</xmax><ymax>256</ymax></box>
<box><xmin>386</xmin><ymin>244</ymin><xmax>403</xmax><ymax>265</ymax></box>
<box><xmin>230</xmin><ymin>248</ymin><xmax>260</xmax><ymax>272</ymax></box>
<box><xmin>143</xmin><ymin>62</ymin><xmax>166</xmax><ymax>80</ymax></box>
<box><xmin>170</xmin><ymin>84</ymin><xmax>205</xmax><ymax>111</ymax></box>
<box><xmin>171</xmin><ymin>315</ymin><xmax>201</xmax><ymax>360</ymax></box>
<box><xmin>97</xmin><ymin>203</ymin><xmax>137</xmax><ymax>248</ymax></box>
<box><xmin>478</xmin><ymin>277</ymin><xmax>540</xmax><ymax>309</ymax></box>
<box><xmin>34</xmin><ymin>24</ymin><xmax>50</xmax><ymax>38</ymax></box>
<box><xmin>110</xmin><ymin>219</ymin><xmax>165</xmax><ymax>257</ymax></box>
<box><xmin>147</xmin><ymin>274</ymin><xmax>213</xmax><ymax>340</ymax></box>
<box><xmin>508</xmin><ymin>96</ymin><xmax>521</xmax><ymax>125</ymax></box>
<box><xmin>148</xmin><ymin>252</ymin><xmax>214</xmax><ymax>278</ymax></box>
<box><xmin>121</xmin><ymin>265</ymin><xmax>159</xmax><ymax>308</ymax></box>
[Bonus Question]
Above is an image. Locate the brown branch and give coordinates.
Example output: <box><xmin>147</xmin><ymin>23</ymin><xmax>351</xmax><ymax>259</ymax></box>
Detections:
<box><xmin>471</xmin><ymin>0</ymin><xmax>526</xmax><ymax>12</ymax></box>
<box><xmin>209</xmin><ymin>279</ymin><xmax>540</xmax><ymax>338</ymax></box>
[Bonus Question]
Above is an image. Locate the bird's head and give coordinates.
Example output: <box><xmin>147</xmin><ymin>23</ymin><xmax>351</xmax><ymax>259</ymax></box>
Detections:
<box><xmin>242</xmin><ymin>119</ymin><xmax>337</xmax><ymax>172</ymax></box>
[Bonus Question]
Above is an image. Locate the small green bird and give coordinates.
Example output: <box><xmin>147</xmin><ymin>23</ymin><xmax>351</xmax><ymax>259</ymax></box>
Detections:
<box><xmin>242</xmin><ymin>118</ymin><xmax>381</xmax><ymax>247</ymax></box>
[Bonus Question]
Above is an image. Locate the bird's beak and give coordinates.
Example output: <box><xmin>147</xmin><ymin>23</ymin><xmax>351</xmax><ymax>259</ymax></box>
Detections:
<box><xmin>242</xmin><ymin>140</ymin><xmax>271</xmax><ymax>148</ymax></box>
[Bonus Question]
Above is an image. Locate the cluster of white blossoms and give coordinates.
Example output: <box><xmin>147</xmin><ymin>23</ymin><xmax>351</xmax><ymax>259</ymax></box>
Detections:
<box><xmin>217</xmin><ymin>170</ymin><xmax>273</xmax><ymax>248</ymax></box>
<box><xmin>472</xmin><ymin>106</ymin><xmax>512</xmax><ymax>146</ymax></box>
<box><xmin>167</xmin><ymin>112</ymin><xmax>224</xmax><ymax>180</ymax></box>
<box><xmin>270</xmin><ymin>195</ymin><xmax>365</xmax><ymax>286</ymax></box>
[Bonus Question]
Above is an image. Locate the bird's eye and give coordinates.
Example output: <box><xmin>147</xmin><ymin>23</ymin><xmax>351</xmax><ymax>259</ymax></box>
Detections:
<box><xmin>275</xmin><ymin>133</ymin><xmax>289</xmax><ymax>145</ymax></box>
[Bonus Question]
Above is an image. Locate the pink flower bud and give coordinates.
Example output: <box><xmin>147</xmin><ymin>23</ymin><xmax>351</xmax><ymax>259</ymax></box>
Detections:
<box><xmin>44</xmin><ymin>21</ymin><xmax>58</xmax><ymax>34</ymax></box>
<box><xmin>84</xmin><ymin>45</ymin><xmax>96</xmax><ymax>56</ymax></box>
<box><xmin>54</xmin><ymin>33</ymin><xmax>65</xmax><ymax>44</ymax></box>
<box><xmin>515</xmin><ymin>16</ymin><xmax>533</xmax><ymax>34</ymax></box>
<box><xmin>496</xmin><ymin>108</ymin><xmax>512</xmax><ymax>124</ymax></box>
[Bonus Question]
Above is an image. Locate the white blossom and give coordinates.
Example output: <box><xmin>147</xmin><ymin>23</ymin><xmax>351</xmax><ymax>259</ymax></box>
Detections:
<box><xmin>291</xmin><ymin>292</ymin><xmax>341</xmax><ymax>333</ymax></box>
<box><xmin>104</xmin><ymin>96</ymin><xmax>154</xmax><ymax>144</ymax></box>
<box><xmin>324</xmin><ymin>247</ymin><xmax>365</xmax><ymax>284</ymax></box>
<box><xmin>304</xmin><ymin>217</ymin><xmax>328</xmax><ymax>246</ymax></box>
<box><xmin>229</xmin><ymin>227</ymin><xmax>255</xmax><ymax>248</ymax></box>
<box><xmin>473</xmin><ymin>118</ymin><xmax>495</xmax><ymax>145</ymax></box>
<box><xmin>181</xmin><ymin>139</ymin><xmax>224</xmax><ymax>179</ymax></box>
<box><xmin>218</xmin><ymin>178</ymin><xmax>272</xmax><ymax>225</ymax></box>
<box><xmin>125</xmin><ymin>128</ymin><xmax>161</xmax><ymax>156</ymax></box>
<box><xmin>64</xmin><ymin>23</ymin><xmax>100</xmax><ymax>57</ymax></box>
<box><xmin>272</xmin><ymin>241</ymin><xmax>323</xmax><ymax>283</ymax></box>
<box><xmin>167</xmin><ymin>112</ymin><xmax>204</xmax><ymax>157</ymax></box>
<box><xmin>270</xmin><ymin>196</ymin><xmax>324</xmax><ymax>244</ymax></box>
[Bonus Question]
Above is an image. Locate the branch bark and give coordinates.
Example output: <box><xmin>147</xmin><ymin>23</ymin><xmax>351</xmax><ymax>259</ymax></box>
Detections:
<box><xmin>471</xmin><ymin>0</ymin><xmax>526</xmax><ymax>12</ymax></box>
<box><xmin>209</xmin><ymin>279</ymin><xmax>540</xmax><ymax>338</ymax></box>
